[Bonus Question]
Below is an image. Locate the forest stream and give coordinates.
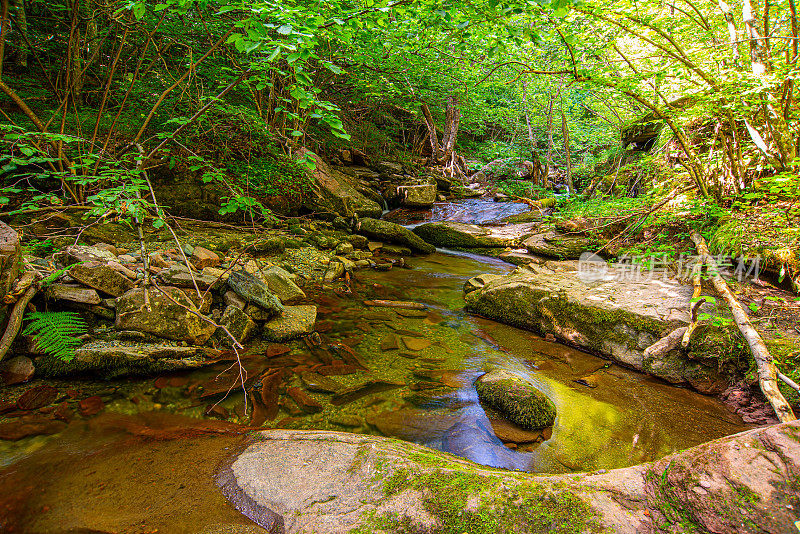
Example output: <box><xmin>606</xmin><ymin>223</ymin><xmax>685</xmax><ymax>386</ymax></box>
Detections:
<box><xmin>0</xmin><ymin>200</ymin><xmax>749</xmax><ymax>532</ymax></box>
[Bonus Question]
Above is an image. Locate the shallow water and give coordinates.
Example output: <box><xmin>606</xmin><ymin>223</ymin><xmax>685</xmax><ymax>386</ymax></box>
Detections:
<box><xmin>0</xmin><ymin>200</ymin><xmax>749</xmax><ymax>529</ymax></box>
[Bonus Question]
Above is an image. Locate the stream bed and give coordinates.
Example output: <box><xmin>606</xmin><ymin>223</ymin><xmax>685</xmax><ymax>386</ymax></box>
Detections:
<box><xmin>0</xmin><ymin>200</ymin><xmax>749</xmax><ymax>531</ymax></box>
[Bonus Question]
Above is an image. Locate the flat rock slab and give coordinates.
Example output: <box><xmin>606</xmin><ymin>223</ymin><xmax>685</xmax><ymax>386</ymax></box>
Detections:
<box><xmin>218</xmin><ymin>421</ymin><xmax>800</xmax><ymax>534</ymax></box>
<box><xmin>34</xmin><ymin>341</ymin><xmax>215</xmax><ymax>378</ymax></box>
<box><xmin>262</xmin><ymin>305</ymin><xmax>317</xmax><ymax>342</ymax></box>
<box><xmin>465</xmin><ymin>263</ymin><xmax>735</xmax><ymax>393</ymax></box>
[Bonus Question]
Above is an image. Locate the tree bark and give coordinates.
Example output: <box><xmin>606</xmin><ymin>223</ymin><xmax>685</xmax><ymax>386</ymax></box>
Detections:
<box><xmin>559</xmin><ymin>89</ymin><xmax>574</xmax><ymax>194</ymax></box>
<box><xmin>691</xmin><ymin>231</ymin><xmax>796</xmax><ymax>423</ymax></box>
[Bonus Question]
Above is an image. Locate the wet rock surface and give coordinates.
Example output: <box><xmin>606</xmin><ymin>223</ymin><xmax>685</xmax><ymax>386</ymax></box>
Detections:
<box><xmin>465</xmin><ymin>262</ymin><xmax>739</xmax><ymax>393</ymax></box>
<box><xmin>219</xmin><ymin>422</ymin><xmax>800</xmax><ymax>534</ymax></box>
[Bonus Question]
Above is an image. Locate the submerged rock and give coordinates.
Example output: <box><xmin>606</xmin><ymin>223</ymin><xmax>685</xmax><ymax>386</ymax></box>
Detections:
<box><xmin>356</xmin><ymin>218</ymin><xmax>435</xmax><ymax>254</ymax></box>
<box><xmin>475</xmin><ymin>370</ymin><xmax>556</xmax><ymax>430</ymax></box>
<box><xmin>115</xmin><ymin>287</ymin><xmax>216</xmax><ymax>345</ymax></box>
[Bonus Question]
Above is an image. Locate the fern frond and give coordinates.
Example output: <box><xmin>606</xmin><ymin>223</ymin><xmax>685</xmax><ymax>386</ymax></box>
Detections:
<box><xmin>22</xmin><ymin>311</ymin><xmax>88</xmax><ymax>362</ymax></box>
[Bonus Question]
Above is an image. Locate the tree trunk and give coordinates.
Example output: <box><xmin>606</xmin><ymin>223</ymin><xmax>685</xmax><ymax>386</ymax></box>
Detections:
<box><xmin>421</xmin><ymin>102</ymin><xmax>442</xmax><ymax>162</ymax></box>
<box><xmin>545</xmin><ymin>88</ymin><xmax>556</xmax><ymax>185</ymax></box>
<box><xmin>559</xmin><ymin>90</ymin><xmax>574</xmax><ymax>194</ymax></box>
<box><xmin>691</xmin><ymin>231</ymin><xmax>796</xmax><ymax>423</ymax></box>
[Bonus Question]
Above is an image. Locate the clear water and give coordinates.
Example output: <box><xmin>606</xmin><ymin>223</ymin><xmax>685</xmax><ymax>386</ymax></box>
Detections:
<box><xmin>0</xmin><ymin>200</ymin><xmax>748</xmax><ymax>530</ymax></box>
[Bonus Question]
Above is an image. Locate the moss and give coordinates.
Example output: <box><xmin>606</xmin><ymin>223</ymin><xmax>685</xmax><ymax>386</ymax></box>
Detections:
<box><xmin>475</xmin><ymin>375</ymin><xmax>556</xmax><ymax>430</ymax></box>
<box><xmin>366</xmin><ymin>467</ymin><xmax>601</xmax><ymax>534</ymax></box>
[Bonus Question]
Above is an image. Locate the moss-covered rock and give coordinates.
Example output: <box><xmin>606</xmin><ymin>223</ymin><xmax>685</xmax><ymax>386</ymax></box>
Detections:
<box><xmin>475</xmin><ymin>370</ymin><xmax>556</xmax><ymax>430</ymax></box>
<box><xmin>115</xmin><ymin>287</ymin><xmax>216</xmax><ymax>345</ymax></box>
<box><xmin>413</xmin><ymin>221</ymin><xmax>515</xmax><ymax>249</ymax></box>
<box><xmin>356</xmin><ymin>217</ymin><xmax>435</xmax><ymax>254</ymax></box>
<box><xmin>523</xmin><ymin>230</ymin><xmax>597</xmax><ymax>260</ymax></box>
<box><xmin>262</xmin><ymin>305</ymin><xmax>317</xmax><ymax>342</ymax></box>
<box><xmin>465</xmin><ymin>263</ymin><xmax>737</xmax><ymax>394</ymax></box>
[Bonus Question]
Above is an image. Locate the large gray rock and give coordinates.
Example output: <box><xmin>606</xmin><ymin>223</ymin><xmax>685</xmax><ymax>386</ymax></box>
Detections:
<box><xmin>115</xmin><ymin>287</ymin><xmax>216</xmax><ymax>345</ymax></box>
<box><xmin>464</xmin><ymin>263</ymin><xmax>742</xmax><ymax>394</ymax></box>
<box><xmin>262</xmin><ymin>305</ymin><xmax>317</xmax><ymax>342</ymax></box>
<box><xmin>227</xmin><ymin>270</ymin><xmax>284</xmax><ymax>317</ymax></box>
<box><xmin>217</xmin><ymin>421</ymin><xmax>800</xmax><ymax>534</ymax></box>
<box><xmin>55</xmin><ymin>244</ymin><xmax>118</xmax><ymax>265</ymax></box>
<box><xmin>413</xmin><ymin>221</ymin><xmax>515</xmax><ymax>249</ymax></box>
<box><xmin>159</xmin><ymin>264</ymin><xmax>222</xmax><ymax>290</ymax></box>
<box><xmin>299</xmin><ymin>149</ymin><xmax>383</xmax><ymax>218</ymax></box>
<box><xmin>356</xmin><ymin>218</ymin><xmax>435</xmax><ymax>254</ymax></box>
<box><xmin>0</xmin><ymin>222</ymin><xmax>20</xmax><ymax>328</ymax></box>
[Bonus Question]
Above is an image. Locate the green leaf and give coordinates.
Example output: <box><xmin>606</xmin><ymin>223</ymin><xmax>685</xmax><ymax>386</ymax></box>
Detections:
<box><xmin>277</xmin><ymin>24</ymin><xmax>292</xmax><ymax>35</ymax></box>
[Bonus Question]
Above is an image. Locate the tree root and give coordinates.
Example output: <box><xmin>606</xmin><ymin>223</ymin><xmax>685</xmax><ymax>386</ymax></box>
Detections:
<box><xmin>0</xmin><ymin>285</ymin><xmax>37</xmax><ymax>363</ymax></box>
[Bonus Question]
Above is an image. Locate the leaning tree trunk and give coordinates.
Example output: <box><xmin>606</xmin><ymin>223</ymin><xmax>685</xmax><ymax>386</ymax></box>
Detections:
<box><xmin>691</xmin><ymin>231</ymin><xmax>796</xmax><ymax>423</ymax></box>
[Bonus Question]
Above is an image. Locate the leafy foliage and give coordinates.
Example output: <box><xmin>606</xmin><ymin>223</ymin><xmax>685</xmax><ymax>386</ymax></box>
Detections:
<box><xmin>22</xmin><ymin>312</ymin><xmax>88</xmax><ymax>362</ymax></box>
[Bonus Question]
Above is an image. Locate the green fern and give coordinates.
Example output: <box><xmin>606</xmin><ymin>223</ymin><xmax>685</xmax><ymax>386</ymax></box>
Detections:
<box><xmin>22</xmin><ymin>311</ymin><xmax>87</xmax><ymax>362</ymax></box>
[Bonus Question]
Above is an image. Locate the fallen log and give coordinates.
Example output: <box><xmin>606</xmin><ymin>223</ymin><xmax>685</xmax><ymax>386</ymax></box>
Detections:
<box><xmin>691</xmin><ymin>231</ymin><xmax>796</xmax><ymax>423</ymax></box>
<box><xmin>363</xmin><ymin>300</ymin><xmax>427</xmax><ymax>310</ymax></box>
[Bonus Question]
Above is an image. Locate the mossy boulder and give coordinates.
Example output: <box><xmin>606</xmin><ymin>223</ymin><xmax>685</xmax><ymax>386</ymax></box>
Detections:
<box><xmin>356</xmin><ymin>217</ymin><xmax>435</xmax><ymax>254</ymax></box>
<box><xmin>115</xmin><ymin>287</ymin><xmax>216</xmax><ymax>345</ymax></box>
<box><xmin>475</xmin><ymin>370</ymin><xmax>556</xmax><ymax>430</ymax></box>
<box><xmin>227</xmin><ymin>270</ymin><xmax>284</xmax><ymax>317</ymax></box>
<box><xmin>299</xmin><ymin>149</ymin><xmax>383</xmax><ymax>218</ymax></box>
<box><xmin>465</xmin><ymin>263</ymin><xmax>737</xmax><ymax>394</ymax></box>
<box><xmin>523</xmin><ymin>230</ymin><xmax>597</xmax><ymax>260</ymax></box>
<box><xmin>413</xmin><ymin>221</ymin><xmax>514</xmax><ymax>249</ymax></box>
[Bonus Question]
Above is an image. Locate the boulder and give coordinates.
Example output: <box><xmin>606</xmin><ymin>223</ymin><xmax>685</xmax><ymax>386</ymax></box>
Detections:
<box><xmin>463</xmin><ymin>273</ymin><xmax>502</xmax><ymax>294</ymax></box>
<box><xmin>413</xmin><ymin>221</ymin><xmax>514</xmax><ymax>249</ymax></box>
<box><xmin>260</xmin><ymin>266</ymin><xmax>305</xmax><ymax>304</ymax></box>
<box><xmin>298</xmin><ymin>149</ymin><xmax>383</xmax><ymax>218</ymax></box>
<box><xmin>375</xmin><ymin>161</ymin><xmax>404</xmax><ymax>175</ymax></box>
<box><xmin>218</xmin><ymin>421</ymin><xmax>800</xmax><ymax>534</ymax></box>
<box><xmin>68</xmin><ymin>261</ymin><xmax>135</xmax><ymax>297</ymax></box>
<box><xmin>464</xmin><ymin>263</ymin><xmax>739</xmax><ymax>394</ymax></box>
<box><xmin>0</xmin><ymin>222</ymin><xmax>20</xmax><ymax>327</ymax></box>
<box><xmin>217</xmin><ymin>305</ymin><xmax>257</xmax><ymax>346</ymax></box>
<box><xmin>159</xmin><ymin>264</ymin><xmax>222</xmax><ymax>290</ymax></box>
<box><xmin>356</xmin><ymin>218</ymin><xmax>435</xmax><ymax>254</ymax></box>
<box><xmin>46</xmin><ymin>284</ymin><xmax>102</xmax><ymax>305</ymax></box>
<box><xmin>227</xmin><ymin>270</ymin><xmax>284</xmax><ymax>318</ymax></box>
<box><xmin>398</xmin><ymin>184</ymin><xmax>436</xmax><ymax>208</ymax></box>
<box><xmin>475</xmin><ymin>370</ymin><xmax>556</xmax><ymax>430</ymax></box>
<box><xmin>523</xmin><ymin>231</ymin><xmax>597</xmax><ymax>260</ymax></box>
<box><xmin>55</xmin><ymin>244</ymin><xmax>118</xmax><ymax>265</ymax></box>
<box><xmin>252</xmin><ymin>237</ymin><xmax>286</xmax><ymax>255</ymax></box>
<box><xmin>262</xmin><ymin>305</ymin><xmax>317</xmax><ymax>342</ymax></box>
<box><xmin>115</xmin><ymin>287</ymin><xmax>216</xmax><ymax>345</ymax></box>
